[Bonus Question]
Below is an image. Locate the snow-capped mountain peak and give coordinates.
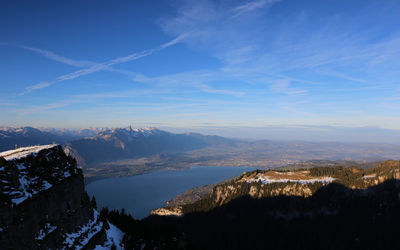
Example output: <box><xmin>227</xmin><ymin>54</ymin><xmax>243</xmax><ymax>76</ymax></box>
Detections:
<box><xmin>98</xmin><ymin>126</ymin><xmax>166</xmax><ymax>139</ymax></box>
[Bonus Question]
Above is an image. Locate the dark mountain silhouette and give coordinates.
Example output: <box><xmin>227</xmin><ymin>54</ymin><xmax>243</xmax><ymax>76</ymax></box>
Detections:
<box><xmin>101</xmin><ymin>178</ymin><xmax>400</xmax><ymax>250</ymax></box>
<box><xmin>100</xmin><ymin>161</ymin><xmax>400</xmax><ymax>249</ymax></box>
<box><xmin>174</xmin><ymin>180</ymin><xmax>400</xmax><ymax>250</ymax></box>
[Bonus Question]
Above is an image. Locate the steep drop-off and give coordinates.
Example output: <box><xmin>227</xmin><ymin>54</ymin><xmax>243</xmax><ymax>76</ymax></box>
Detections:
<box><xmin>0</xmin><ymin>145</ymin><xmax>123</xmax><ymax>249</ymax></box>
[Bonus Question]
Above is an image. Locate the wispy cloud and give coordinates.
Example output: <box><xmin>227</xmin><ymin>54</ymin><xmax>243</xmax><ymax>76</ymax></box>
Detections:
<box><xmin>18</xmin><ymin>89</ymin><xmax>173</xmax><ymax>115</ymax></box>
<box><xmin>231</xmin><ymin>0</ymin><xmax>280</xmax><ymax>18</ymax></box>
<box><xmin>22</xmin><ymin>34</ymin><xmax>187</xmax><ymax>94</ymax></box>
<box><xmin>20</xmin><ymin>46</ymin><xmax>95</xmax><ymax>67</ymax></box>
<box><xmin>24</xmin><ymin>82</ymin><xmax>52</xmax><ymax>93</ymax></box>
<box><xmin>161</xmin><ymin>1</ymin><xmax>274</xmax><ymax>65</ymax></box>
<box><xmin>160</xmin><ymin>32</ymin><xmax>190</xmax><ymax>48</ymax></box>
<box><xmin>270</xmin><ymin>79</ymin><xmax>308</xmax><ymax>95</ymax></box>
<box><xmin>18</xmin><ymin>45</ymin><xmax>142</xmax><ymax>78</ymax></box>
<box><xmin>133</xmin><ymin>70</ymin><xmax>246</xmax><ymax>97</ymax></box>
<box><xmin>198</xmin><ymin>83</ymin><xmax>246</xmax><ymax>97</ymax></box>
<box><xmin>16</xmin><ymin>88</ymin><xmax>248</xmax><ymax>117</ymax></box>
<box><xmin>160</xmin><ymin>0</ymin><xmax>400</xmax><ymax>88</ymax></box>
<box><xmin>316</xmin><ymin>70</ymin><xmax>374</xmax><ymax>84</ymax></box>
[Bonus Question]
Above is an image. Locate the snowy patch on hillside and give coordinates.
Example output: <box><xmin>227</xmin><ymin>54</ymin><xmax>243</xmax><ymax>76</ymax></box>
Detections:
<box><xmin>362</xmin><ymin>174</ymin><xmax>376</xmax><ymax>179</ymax></box>
<box><xmin>0</xmin><ymin>144</ymin><xmax>57</xmax><ymax>161</ymax></box>
<box><xmin>94</xmin><ymin>222</ymin><xmax>124</xmax><ymax>250</ymax></box>
<box><xmin>64</xmin><ymin>209</ymin><xmax>124</xmax><ymax>250</ymax></box>
<box><xmin>247</xmin><ymin>176</ymin><xmax>336</xmax><ymax>185</ymax></box>
<box><xmin>36</xmin><ymin>223</ymin><xmax>57</xmax><ymax>240</ymax></box>
<box><xmin>132</xmin><ymin>127</ymin><xmax>161</xmax><ymax>136</ymax></box>
<box><xmin>6</xmin><ymin>167</ymin><xmax>54</xmax><ymax>205</ymax></box>
<box><xmin>63</xmin><ymin>210</ymin><xmax>103</xmax><ymax>249</ymax></box>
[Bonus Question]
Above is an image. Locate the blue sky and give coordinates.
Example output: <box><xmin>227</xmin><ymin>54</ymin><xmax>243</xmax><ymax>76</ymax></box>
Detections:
<box><xmin>1</xmin><ymin>0</ymin><xmax>400</xmax><ymax>137</ymax></box>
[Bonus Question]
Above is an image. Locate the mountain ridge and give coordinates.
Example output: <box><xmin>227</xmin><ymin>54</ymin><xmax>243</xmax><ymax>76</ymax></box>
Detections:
<box><xmin>152</xmin><ymin>160</ymin><xmax>400</xmax><ymax>216</ymax></box>
<box><xmin>64</xmin><ymin>126</ymin><xmax>217</xmax><ymax>166</ymax></box>
<box><xmin>4</xmin><ymin>126</ymin><xmax>400</xmax><ymax>185</ymax></box>
<box><xmin>93</xmin><ymin>161</ymin><xmax>400</xmax><ymax>249</ymax></box>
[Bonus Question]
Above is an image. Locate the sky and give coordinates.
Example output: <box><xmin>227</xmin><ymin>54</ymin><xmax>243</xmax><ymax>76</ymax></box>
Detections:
<box><xmin>1</xmin><ymin>0</ymin><xmax>400</xmax><ymax>141</ymax></box>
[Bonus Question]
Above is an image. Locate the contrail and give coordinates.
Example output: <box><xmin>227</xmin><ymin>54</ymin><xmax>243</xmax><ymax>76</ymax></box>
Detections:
<box><xmin>22</xmin><ymin>33</ymin><xmax>189</xmax><ymax>94</ymax></box>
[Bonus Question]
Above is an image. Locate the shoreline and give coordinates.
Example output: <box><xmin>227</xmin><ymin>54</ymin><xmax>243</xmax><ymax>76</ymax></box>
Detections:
<box><xmin>84</xmin><ymin>165</ymin><xmax>262</xmax><ymax>186</ymax></box>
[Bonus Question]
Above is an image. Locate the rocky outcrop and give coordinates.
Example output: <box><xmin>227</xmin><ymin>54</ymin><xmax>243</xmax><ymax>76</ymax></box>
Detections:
<box><xmin>0</xmin><ymin>145</ymin><xmax>123</xmax><ymax>249</ymax></box>
<box><xmin>212</xmin><ymin>182</ymin><xmax>314</xmax><ymax>206</ymax></box>
<box><xmin>151</xmin><ymin>206</ymin><xmax>183</xmax><ymax>217</ymax></box>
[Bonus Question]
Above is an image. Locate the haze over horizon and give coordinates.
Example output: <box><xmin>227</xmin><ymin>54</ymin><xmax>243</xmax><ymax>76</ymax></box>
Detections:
<box><xmin>1</xmin><ymin>0</ymin><xmax>400</xmax><ymax>141</ymax></box>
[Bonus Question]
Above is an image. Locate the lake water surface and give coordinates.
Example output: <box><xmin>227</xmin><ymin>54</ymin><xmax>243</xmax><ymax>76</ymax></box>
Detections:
<box><xmin>86</xmin><ymin>166</ymin><xmax>257</xmax><ymax>219</ymax></box>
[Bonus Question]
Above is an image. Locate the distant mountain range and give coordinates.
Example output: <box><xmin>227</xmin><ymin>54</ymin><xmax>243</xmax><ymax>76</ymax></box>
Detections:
<box><xmin>0</xmin><ymin>126</ymin><xmax>138</xmax><ymax>152</ymax></box>
<box><xmin>0</xmin><ymin>126</ymin><xmax>236</xmax><ymax>165</ymax></box>
<box><xmin>64</xmin><ymin>127</ymin><xmax>223</xmax><ymax>165</ymax></box>
<box><xmin>0</xmin><ymin>127</ymin><xmax>69</xmax><ymax>151</ymax></box>
<box><xmin>3</xmin><ymin>126</ymin><xmax>400</xmax><ymax>183</ymax></box>
<box><xmin>0</xmin><ymin>126</ymin><xmax>115</xmax><ymax>151</ymax></box>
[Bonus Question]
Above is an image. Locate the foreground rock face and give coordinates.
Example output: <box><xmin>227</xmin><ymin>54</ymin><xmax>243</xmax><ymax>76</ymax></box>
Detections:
<box><xmin>0</xmin><ymin>145</ymin><xmax>123</xmax><ymax>249</ymax></box>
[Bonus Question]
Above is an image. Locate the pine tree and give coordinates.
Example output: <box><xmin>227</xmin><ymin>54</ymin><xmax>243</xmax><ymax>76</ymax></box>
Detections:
<box><xmin>91</xmin><ymin>195</ymin><xmax>97</xmax><ymax>209</ymax></box>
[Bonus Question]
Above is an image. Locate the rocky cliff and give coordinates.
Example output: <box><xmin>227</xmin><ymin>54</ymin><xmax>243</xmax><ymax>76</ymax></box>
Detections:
<box><xmin>113</xmin><ymin>162</ymin><xmax>400</xmax><ymax>249</ymax></box>
<box><xmin>0</xmin><ymin>145</ymin><xmax>123</xmax><ymax>249</ymax></box>
<box><xmin>152</xmin><ymin>161</ymin><xmax>400</xmax><ymax>216</ymax></box>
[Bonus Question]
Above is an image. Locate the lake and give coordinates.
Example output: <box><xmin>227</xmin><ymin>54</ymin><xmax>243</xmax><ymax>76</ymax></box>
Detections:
<box><xmin>86</xmin><ymin>166</ymin><xmax>257</xmax><ymax>219</ymax></box>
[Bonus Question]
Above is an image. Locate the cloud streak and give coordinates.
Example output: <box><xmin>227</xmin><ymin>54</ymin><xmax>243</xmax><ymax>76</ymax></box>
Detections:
<box><xmin>23</xmin><ymin>34</ymin><xmax>188</xmax><ymax>94</ymax></box>
<box><xmin>24</xmin><ymin>82</ymin><xmax>52</xmax><ymax>93</ymax></box>
<box><xmin>231</xmin><ymin>0</ymin><xmax>281</xmax><ymax>18</ymax></box>
<box><xmin>160</xmin><ymin>32</ymin><xmax>191</xmax><ymax>48</ymax></box>
<box><xmin>18</xmin><ymin>45</ymin><xmax>139</xmax><ymax>79</ymax></box>
<box><xmin>20</xmin><ymin>46</ymin><xmax>95</xmax><ymax>67</ymax></box>
<box><xmin>270</xmin><ymin>79</ymin><xmax>308</xmax><ymax>96</ymax></box>
<box><xmin>133</xmin><ymin>70</ymin><xmax>247</xmax><ymax>97</ymax></box>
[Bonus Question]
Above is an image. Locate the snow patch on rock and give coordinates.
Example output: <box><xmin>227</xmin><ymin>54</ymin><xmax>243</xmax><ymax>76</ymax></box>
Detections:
<box><xmin>247</xmin><ymin>176</ymin><xmax>336</xmax><ymax>185</ymax></box>
<box><xmin>0</xmin><ymin>144</ymin><xmax>57</xmax><ymax>161</ymax></box>
<box><xmin>36</xmin><ymin>223</ymin><xmax>57</xmax><ymax>240</ymax></box>
<box><xmin>0</xmin><ymin>144</ymin><xmax>77</xmax><ymax>206</ymax></box>
<box><xmin>63</xmin><ymin>210</ymin><xmax>103</xmax><ymax>249</ymax></box>
<box><xmin>94</xmin><ymin>222</ymin><xmax>124</xmax><ymax>250</ymax></box>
